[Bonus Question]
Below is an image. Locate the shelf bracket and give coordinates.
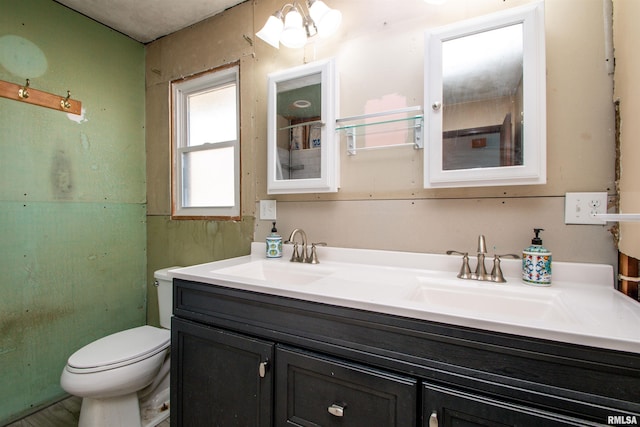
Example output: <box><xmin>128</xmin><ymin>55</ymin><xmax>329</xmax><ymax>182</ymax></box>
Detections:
<box><xmin>346</xmin><ymin>127</ymin><xmax>357</xmax><ymax>156</ymax></box>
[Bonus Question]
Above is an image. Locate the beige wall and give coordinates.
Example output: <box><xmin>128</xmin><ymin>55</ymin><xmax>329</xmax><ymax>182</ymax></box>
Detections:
<box><xmin>145</xmin><ymin>4</ymin><xmax>258</xmax><ymax>325</ymax></box>
<box><xmin>613</xmin><ymin>0</ymin><xmax>640</xmax><ymax>258</ymax></box>
<box><xmin>146</xmin><ymin>0</ymin><xmax>618</xmax><ymax>282</ymax></box>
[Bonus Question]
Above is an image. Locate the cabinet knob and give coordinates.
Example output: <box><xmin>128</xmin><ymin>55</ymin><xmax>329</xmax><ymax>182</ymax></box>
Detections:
<box><xmin>327</xmin><ymin>403</ymin><xmax>345</xmax><ymax>417</ymax></box>
<box><xmin>429</xmin><ymin>411</ymin><xmax>438</xmax><ymax>427</ymax></box>
<box><xmin>258</xmin><ymin>360</ymin><xmax>269</xmax><ymax>378</ymax></box>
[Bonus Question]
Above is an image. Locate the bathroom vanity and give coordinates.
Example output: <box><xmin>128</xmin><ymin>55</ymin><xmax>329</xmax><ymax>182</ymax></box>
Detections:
<box><xmin>170</xmin><ymin>244</ymin><xmax>640</xmax><ymax>426</ymax></box>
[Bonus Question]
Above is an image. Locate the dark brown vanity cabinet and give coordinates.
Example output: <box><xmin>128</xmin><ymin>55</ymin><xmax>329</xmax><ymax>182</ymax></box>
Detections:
<box><xmin>172</xmin><ymin>279</ymin><xmax>640</xmax><ymax>427</ymax></box>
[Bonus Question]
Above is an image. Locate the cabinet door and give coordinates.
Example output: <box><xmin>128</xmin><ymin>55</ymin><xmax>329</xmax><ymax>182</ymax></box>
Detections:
<box><xmin>171</xmin><ymin>318</ymin><xmax>274</xmax><ymax>427</ymax></box>
<box><xmin>423</xmin><ymin>383</ymin><xmax>596</xmax><ymax>427</ymax></box>
<box><xmin>275</xmin><ymin>346</ymin><xmax>417</xmax><ymax>426</ymax></box>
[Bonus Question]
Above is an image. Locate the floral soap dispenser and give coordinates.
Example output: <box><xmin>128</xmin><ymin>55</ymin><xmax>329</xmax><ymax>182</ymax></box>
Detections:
<box><xmin>266</xmin><ymin>222</ymin><xmax>283</xmax><ymax>258</ymax></box>
<box><xmin>522</xmin><ymin>228</ymin><xmax>552</xmax><ymax>286</ymax></box>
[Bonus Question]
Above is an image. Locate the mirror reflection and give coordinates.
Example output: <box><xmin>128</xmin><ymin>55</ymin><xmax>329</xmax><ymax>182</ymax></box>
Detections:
<box><xmin>276</xmin><ymin>73</ymin><xmax>322</xmax><ymax>181</ymax></box>
<box><xmin>442</xmin><ymin>23</ymin><xmax>523</xmax><ymax>171</ymax></box>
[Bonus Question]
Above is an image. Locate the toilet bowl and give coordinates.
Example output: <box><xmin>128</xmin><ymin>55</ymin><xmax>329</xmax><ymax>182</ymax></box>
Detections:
<box><xmin>60</xmin><ymin>267</ymin><xmax>178</xmax><ymax>427</ymax></box>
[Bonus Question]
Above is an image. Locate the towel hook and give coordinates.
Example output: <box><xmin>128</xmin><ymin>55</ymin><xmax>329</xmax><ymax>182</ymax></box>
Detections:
<box><xmin>18</xmin><ymin>79</ymin><xmax>30</xmax><ymax>99</ymax></box>
<box><xmin>60</xmin><ymin>90</ymin><xmax>72</xmax><ymax>109</ymax></box>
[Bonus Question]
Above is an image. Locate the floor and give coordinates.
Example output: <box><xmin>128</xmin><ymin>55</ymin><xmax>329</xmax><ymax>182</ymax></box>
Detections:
<box><xmin>5</xmin><ymin>397</ymin><xmax>170</xmax><ymax>427</ymax></box>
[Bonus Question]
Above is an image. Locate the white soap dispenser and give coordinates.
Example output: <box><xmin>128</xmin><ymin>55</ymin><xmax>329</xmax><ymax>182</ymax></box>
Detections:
<box><xmin>266</xmin><ymin>222</ymin><xmax>282</xmax><ymax>258</ymax></box>
<box><xmin>522</xmin><ymin>228</ymin><xmax>552</xmax><ymax>286</ymax></box>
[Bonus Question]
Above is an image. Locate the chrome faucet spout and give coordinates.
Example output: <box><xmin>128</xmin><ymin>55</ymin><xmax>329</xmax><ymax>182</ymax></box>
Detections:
<box><xmin>473</xmin><ymin>235</ymin><xmax>489</xmax><ymax>280</ymax></box>
<box><xmin>477</xmin><ymin>235</ymin><xmax>487</xmax><ymax>254</ymax></box>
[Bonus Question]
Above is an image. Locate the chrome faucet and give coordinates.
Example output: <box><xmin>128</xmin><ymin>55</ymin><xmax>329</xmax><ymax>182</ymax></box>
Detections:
<box><xmin>447</xmin><ymin>235</ymin><xmax>519</xmax><ymax>283</ymax></box>
<box><xmin>285</xmin><ymin>228</ymin><xmax>326</xmax><ymax>264</ymax></box>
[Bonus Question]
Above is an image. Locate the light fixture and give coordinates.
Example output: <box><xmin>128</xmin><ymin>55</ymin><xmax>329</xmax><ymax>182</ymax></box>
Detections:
<box><xmin>256</xmin><ymin>1</ymin><xmax>342</xmax><ymax>49</ymax></box>
<box><xmin>293</xmin><ymin>99</ymin><xmax>311</xmax><ymax>108</ymax></box>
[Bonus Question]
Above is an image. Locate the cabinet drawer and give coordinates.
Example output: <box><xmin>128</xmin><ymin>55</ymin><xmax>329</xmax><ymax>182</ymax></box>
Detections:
<box><xmin>275</xmin><ymin>346</ymin><xmax>417</xmax><ymax>427</ymax></box>
<box><xmin>423</xmin><ymin>382</ymin><xmax>597</xmax><ymax>427</ymax></box>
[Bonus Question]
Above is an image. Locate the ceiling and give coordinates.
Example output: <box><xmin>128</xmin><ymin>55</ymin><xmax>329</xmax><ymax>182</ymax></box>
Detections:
<box><xmin>54</xmin><ymin>0</ymin><xmax>247</xmax><ymax>43</ymax></box>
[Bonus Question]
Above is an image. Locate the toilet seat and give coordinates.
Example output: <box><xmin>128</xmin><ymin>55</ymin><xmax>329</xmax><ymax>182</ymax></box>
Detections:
<box><xmin>67</xmin><ymin>326</ymin><xmax>170</xmax><ymax>374</ymax></box>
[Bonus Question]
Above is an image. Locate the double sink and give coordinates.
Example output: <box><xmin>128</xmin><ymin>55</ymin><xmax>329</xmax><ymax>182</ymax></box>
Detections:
<box><xmin>212</xmin><ymin>258</ymin><xmax>566</xmax><ymax>321</ymax></box>
<box><xmin>170</xmin><ymin>243</ymin><xmax>640</xmax><ymax>354</ymax></box>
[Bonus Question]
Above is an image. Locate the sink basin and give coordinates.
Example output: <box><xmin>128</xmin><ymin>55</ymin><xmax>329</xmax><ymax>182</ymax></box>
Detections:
<box><xmin>213</xmin><ymin>260</ymin><xmax>335</xmax><ymax>286</ymax></box>
<box><xmin>408</xmin><ymin>277</ymin><xmax>571</xmax><ymax>322</ymax></box>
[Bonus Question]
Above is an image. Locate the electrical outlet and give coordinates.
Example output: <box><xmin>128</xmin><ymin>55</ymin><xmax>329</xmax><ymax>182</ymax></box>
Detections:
<box><xmin>259</xmin><ymin>200</ymin><xmax>277</xmax><ymax>220</ymax></box>
<box><xmin>564</xmin><ymin>192</ymin><xmax>607</xmax><ymax>225</ymax></box>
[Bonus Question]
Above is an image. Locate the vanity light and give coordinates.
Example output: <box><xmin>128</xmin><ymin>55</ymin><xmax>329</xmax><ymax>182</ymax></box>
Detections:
<box><xmin>256</xmin><ymin>1</ymin><xmax>341</xmax><ymax>49</ymax></box>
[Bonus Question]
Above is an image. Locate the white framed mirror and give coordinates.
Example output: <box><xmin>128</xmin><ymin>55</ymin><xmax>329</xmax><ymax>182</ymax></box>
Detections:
<box><xmin>424</xmin><ymin>2</ymin><xmax>546</xmax><ymax>188</ymax></box>
<box><xmin>267</xmin><ymin>58</ymin><xmax>339</xmax><ymax>194</ymax></box>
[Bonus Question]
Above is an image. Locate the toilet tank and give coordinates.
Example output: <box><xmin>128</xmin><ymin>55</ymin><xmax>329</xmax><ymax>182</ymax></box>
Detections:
<box><xmin>154</xmin><ymin>267</ymin><xmax>180</xmax><ymax>329</ymax></box>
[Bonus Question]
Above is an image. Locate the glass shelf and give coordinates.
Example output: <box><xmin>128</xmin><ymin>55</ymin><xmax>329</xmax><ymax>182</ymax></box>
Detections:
<box><xmin>335</xmin><ymin>114</ymin><xmax>423</xmax><ymax>131</ymax></box>
<box><xmin>335</xmin><ymin>106</ymin><xmax>423</xmax><ymax>155</ymax></box>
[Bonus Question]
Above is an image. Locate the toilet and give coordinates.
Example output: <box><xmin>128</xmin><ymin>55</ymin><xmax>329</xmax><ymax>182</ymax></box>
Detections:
<box><xmin>60</xmin><ymin>267</ymin><xmax>177</xmax><ymax>427</ymax></box>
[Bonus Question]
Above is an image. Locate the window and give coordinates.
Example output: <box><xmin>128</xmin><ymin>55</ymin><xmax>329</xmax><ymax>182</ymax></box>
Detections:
<box><xmin>171</xmin><ymin>64</ymin><xmax>240</xmax><ymax>219</ymax></box>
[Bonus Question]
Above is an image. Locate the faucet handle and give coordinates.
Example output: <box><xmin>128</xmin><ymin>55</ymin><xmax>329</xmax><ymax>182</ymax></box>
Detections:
<box><xmin>309</xmin><ymin>242</ymin><xmax>327</xmax><ymax>264</ymax></box>
<box><xmin>446</xmin><ymin>250</ymin><xmax>472</xmax><ymax>279</ymax></box>
<box><xmin>289</xmin><ymin>242</ymin><xmax>302</xmax><ymax>262</ymax></box>
<box><xmin>490</xmin><ymin>254</ymin><xmax>520</xmax><ymax>283</ymax></box>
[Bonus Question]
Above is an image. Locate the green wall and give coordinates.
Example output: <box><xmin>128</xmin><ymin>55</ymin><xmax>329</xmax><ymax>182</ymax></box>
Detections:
<box><xmin>0</xmin><ymin>0</ymin><xmax>146</xmax><ymax>422</ymax></box>
<box><xmin>146</xmin><ymin>216</ymin><xmax>254</xmax><ymax>326</ymax></box>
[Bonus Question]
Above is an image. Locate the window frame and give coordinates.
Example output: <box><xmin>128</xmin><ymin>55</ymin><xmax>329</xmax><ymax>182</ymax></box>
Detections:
<box><xmin>171</xmin><ymin>63</ymin><xmax>241</xmax><ymax>220</ymax></box>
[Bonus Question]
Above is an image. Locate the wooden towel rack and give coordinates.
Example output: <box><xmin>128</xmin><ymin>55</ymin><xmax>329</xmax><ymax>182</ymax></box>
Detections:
<box><xmin>0</xmin><ymin>78</ymin><xmax>82</xmax><ymax>115</ymax></box>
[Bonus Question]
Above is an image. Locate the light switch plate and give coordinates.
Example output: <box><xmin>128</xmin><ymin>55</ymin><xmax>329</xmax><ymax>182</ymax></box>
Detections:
<box><xmin>259</xmin><ymin>200</ymin><xmax>277</xmax><ymax>220</ymax></box>
<box><xmin>564</xmin><ymin>192</ymin><xmax>607</xmax><ymax>225</ymax></box>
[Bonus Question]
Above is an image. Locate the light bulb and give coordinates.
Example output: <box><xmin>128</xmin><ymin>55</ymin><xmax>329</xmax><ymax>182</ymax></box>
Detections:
<box><xmin>309</xmin><ymin>0</ymin><xmax>342</xmax><ymax>38</ymax></box>
<box><xmin>280</xmin><ymin>9</ymin><xmax>307</xmax><ymax>48</ymax></box>
<box><xmin>256</xmin><ymin>14</ymin><xmax>284</xmax><ymax>49</ymax></box>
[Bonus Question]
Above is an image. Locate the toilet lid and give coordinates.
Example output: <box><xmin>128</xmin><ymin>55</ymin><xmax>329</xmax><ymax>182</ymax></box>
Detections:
<box><xmin>67</xmin><ymin>325</ymin><xmax>170</xmax><ymax>372</ymax></box>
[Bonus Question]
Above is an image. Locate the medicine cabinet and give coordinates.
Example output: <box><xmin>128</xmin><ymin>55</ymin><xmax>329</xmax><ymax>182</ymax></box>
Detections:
<box><xmin>266</xmin><ymin>58</ymin><xmax>339</xmax><ymax>194</ymax></box>
<box><xmin>424</xmin><ymin>2</ymin><xmax>546</xmax><ymax>188</ymax></box>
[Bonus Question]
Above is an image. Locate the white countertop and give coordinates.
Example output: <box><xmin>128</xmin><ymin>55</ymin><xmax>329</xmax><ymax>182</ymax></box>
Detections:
<box><xmin>171</xmin><ymin>243</ymin><xmax>640</xmax><ymax>354</ymax></box>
